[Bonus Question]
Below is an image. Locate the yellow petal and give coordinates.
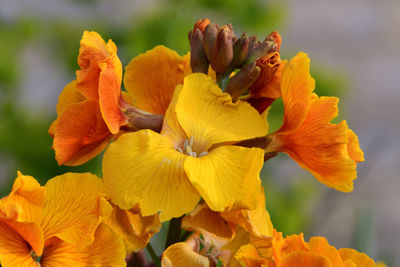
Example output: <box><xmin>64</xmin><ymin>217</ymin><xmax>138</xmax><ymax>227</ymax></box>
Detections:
<box><xmin>162</xmin><ymin>242</ymin><xmax>210</xmax><ymax>267</ymax></box>
<box><xmin>182</xmin><ymin>204</ymin><xmax>235</xmax><ymax>242</ymax></box>
<box><xmin>338</xmin><ymin>248</ymin><xmax>375</xmax><ymax>267</ymax></box>
<box><xmin>40</xmin><ymin>224</ymin><xmax>125</xmax><ymax>267</ymax></box>
<box><xmin>184</xmin><ymin>145</ymin><xmax>263</xmax><ymax>211</ymax></box>
<box><xmin>278</xmin><ymin>52</ymin><xmax>315</xmax><ymax>134</ymax></box>
<box><xmin>124</xmin><ymin>45</ymin><xmax>187</xmax><ymax>114</ymax></box>
<box><xmin>175</xmin><ymin>73</ymin><xmax>268</xmax><ymax>151</ymax></box>
<box><xmin>41</xmin><ymin>172</ymin><xmax>109</xmax><ymax>250</ymax></box>
<box><xmin>103</xmin><ymin>202</ymin><xmax>161</xmax><ymax>254</ymax></box>
<box><xmin>0</xmin><ymin>221</ymin><xmax>39</xmax><ymax>267</ymax></box>
<box><xmin>235</xmin><ymin>244</ymin><xmax>269</xmax><ymax>267</ymax></box>
<box><xmin>103</xmin><ymin>130</ymin><xmax>200</xmax><ymax>221</ymax></box>
<box><xmin>221</xmin><ymin>187</ymin><xmax>273</xmax><ymax>238</ymax></box>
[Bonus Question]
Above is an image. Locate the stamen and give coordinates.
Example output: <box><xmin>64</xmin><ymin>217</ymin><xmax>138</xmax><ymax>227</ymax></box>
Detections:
<box><xmin>175</xmin><ymin>136</ymin><xmax>207</xmax><ymax>158</ymax></box>
<box><xmin>199</xmin><ymin>151</ymin><xmax>208</xmax><ymax>157</ymax></box>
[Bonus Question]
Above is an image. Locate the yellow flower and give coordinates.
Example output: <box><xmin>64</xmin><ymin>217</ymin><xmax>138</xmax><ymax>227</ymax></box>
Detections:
<box><xmin>102</xmin><ymin>202</ymin><xmax>162</xmax><ymax>254</ymax></box>
<box><xmin>103</xmin><ymin>73</ymin><xmax>268</xmax><ymax>221</ymax></box>
<box><xmin>0</xmin><ymin>172</ymin><xmax>125</xmax><ymax>267</ymax></box>
<box><xmin>265</xmin><ymin>52</ymin><xmax>364</xmax><ymax>192</ymax></box>
<box><xmin>162</xmin><ymin>188</ymin><xmax>273</xmax><ymax>267</ymax></box>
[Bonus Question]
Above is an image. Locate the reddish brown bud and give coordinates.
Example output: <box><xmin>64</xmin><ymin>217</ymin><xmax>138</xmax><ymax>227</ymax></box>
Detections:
<box><xmin>231</xmin><ymin>34</ymin><xmax>250</xmax><ymax>68</ymax></box>
<box><xmin>189</xmin><ymin>29</ymin><xmax>209</xmax><ymax>73</ymax></box>
<box><xmin>225</xmin><ymin>62</ymin><xmax>260</xmax><ymax>100</ymax></box>
<box><xmin>203</xmin><ymin>23</ymin><xmax>218</xmax><ymax>61</ymax></box>
<box><xmin>210</xmin><ymin>24</ymin><xmax>234</xmax><ymax>74</ymax></box>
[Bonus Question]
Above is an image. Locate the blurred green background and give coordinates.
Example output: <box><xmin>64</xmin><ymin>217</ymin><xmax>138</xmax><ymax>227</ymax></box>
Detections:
<box><xmin>0</xmin><ymin>0</ymin><xmax>395</xmax><ymax>265</ymax></box>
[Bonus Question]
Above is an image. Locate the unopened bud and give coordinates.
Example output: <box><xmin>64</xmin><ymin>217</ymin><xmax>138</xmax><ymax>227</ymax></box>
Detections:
<box><xmin>225</xmin><ymin>62</ymin><xmax>260</xmax><ymax>100</ymax></box>
<box><xmin>246</xmin><ymin>40</ymin><xmax>275</xmax><ymax>64</ymax></box>
<box><xmin>120</xmin><ymin>101</ymin><xmax>164</xmax><ymax>133</ymax></box>
<box><xmin>231</xmin><ymin>34</ymin><xmax>249</xmax><ymax>68</ymax></box>
<box><xmin>203</xmin><ymin>23</ymin><xmax>218</xmax><ymax>61</ymax></box>
<box><xmin>210</xmin><ymin>24</ymin><xmax>234</xmax><ymax>74</ymax></box>
<box><xmin>189</xmin><ymin>29</ymin><xmax>209</xmax><ymax>74</ymax></box>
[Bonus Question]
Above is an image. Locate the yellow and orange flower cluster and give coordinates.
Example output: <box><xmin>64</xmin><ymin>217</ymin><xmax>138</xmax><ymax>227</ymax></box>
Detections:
<box><xmin>1</xmin><ymin>18</ymin><xmax>380</xmax><ymax>267</ymax></box>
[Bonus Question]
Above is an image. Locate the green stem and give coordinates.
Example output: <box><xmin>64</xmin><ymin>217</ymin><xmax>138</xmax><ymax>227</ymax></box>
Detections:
<box><xmin>165</xmin><ymin>216</ymin><xmax>183</xmax><ymax>249</ymax></box>
<box><xmin>146</xmin><ymin>243</ymin><xmax>161</xmax><ymax>267</ymax></box>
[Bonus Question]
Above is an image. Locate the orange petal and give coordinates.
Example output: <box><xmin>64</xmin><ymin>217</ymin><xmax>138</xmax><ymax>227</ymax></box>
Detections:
<box><xmin>338</xmin><ymin>248</ymin><xmax>375</xmax><ymax>267</ymax></box>
<box><xmin>124</xmin><ymin>45</ymin><xmax>187</xmax><ymax>114</ymax></box>
<box><xmin>76</xmin><ymin>31</ymin><xmax>121</xmax><ymax>100</ymax></box>
<box><xmin>53</xmin><ymin>100</ymin><xmax>111</xmax><ymax>166</ymax></box>
<box><xmin>272</xmin><ymin>95</ymin><xmax>362</xmax><ymax>192</ymax></box>
<box><xmin>0</xmin><ymin>172</ymin><xmax>46</xmax><ymax>256</ymax></box>
<box><xmin>272</xmin><ymin>232</ymin><xmax>309</xmax><ymax>265</ymax></box>
<box><xmin>347</xmin><ymin>129</ymin><xmax>365</xmax><ymax>162</ymax></box>
<box><xmin>308</xmin><ymin>237</ymin><xmax>342</xmax><ymax>266</ymax></box>
<box><xmin>0</xmin><ymin>221</ymin><xmax>38</xmax><ymax>267</ymax></box>
<box><xmin>278</xmin><ymin>52</ymin><xmax>315</xmax><ymax>134</ymax></box>
<box><xmin>277</xmin><ymin>251</ymin><xmax>332</xmax><ymax>267</ymax></box>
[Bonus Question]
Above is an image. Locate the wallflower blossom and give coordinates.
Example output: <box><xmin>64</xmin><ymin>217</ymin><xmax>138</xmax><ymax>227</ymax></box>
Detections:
<box><xmin>49</xmin><ymin>31</ymin><xmax>125</xmax><ymax>166</ymax></box>
<box><xmin>235</xmin><ymin>231</ymin><xmax>377</xmax><ymax>267</ymax></box>
<box><xmin>103</xmin><ymin>73</ymin><xmax>268</xmax><ymax>221</ymax></box>
<box><xmin>161</xmin><ymin>188</ymin><xmax>273</xmax><ymax>267</ymax></box>
<box><xmin>265</xmin><ymin>52</ymin><xmax>364</xmax><ymax>192</ymax></box>
<box><xmin>0</xmin><ymin>172</ymin><xmax>125</xmax><ymax>266</ymax></box>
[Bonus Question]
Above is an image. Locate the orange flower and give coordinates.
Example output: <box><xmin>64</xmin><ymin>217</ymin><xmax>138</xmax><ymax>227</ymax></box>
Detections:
<box><xmin>49</xmin><ymin>31</ymin><xmax>125</xmax><ymax>166</ymax></box>
<box><xmin>0</xmin><ymin>172</ymin><xmax>125</xmax><ymax>266</ymax></box>
<box><xmin>265</xmin><ymin>52</ymin><xmax>364</xmax><ymax>192</ymax></box>
<box><xmin>236</xmin><ymin>231</ymin><xmax>376</xmax><ymax>267</ymax></box>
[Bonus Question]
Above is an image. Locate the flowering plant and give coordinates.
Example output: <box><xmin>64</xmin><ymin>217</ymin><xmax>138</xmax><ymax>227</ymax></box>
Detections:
<box><xmin>0</xmin><ymin>18</ymin><xmax>385</xmax><ymax>267</ymax></box>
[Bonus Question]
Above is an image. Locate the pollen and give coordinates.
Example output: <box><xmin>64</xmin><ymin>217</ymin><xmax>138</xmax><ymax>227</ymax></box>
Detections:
<box><xmin>175</xmin><ymin>136</ymin><xmax>208</xmax><ymax>157</ymax></box>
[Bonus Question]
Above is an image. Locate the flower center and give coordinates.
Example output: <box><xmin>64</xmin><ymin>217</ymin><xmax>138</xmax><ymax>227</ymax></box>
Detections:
<box><xmin>175</xmin><ymin>136</ymin><xmax>208</xmax><ymax>157</ymax></box>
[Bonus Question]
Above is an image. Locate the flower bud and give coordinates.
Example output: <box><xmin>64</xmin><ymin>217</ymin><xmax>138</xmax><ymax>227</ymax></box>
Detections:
<box><xmin>210</xmin><ymin>24</ymin><xmax>234</xmax><ymax>74</ymax></box>
<box><xmin>203</xmin><ymin>23</ymin><xmax>218</xmax><ymax>61</ymax></box>
<box><xmin>265</xmin><ymin>31</ymin><xmax>281</xmax><ymax>51</ymax></box>
<box><xmin>189</xmin><ymin>29</ymin><xmax>209</xmax><ymax>74</ymax></box>
<box><xmin>231</xmin><ymin>34</ymin><xmax>250</xmax><ymax>68</ymax></box>
<box><xmin>225</xmin><ymin>62</ymin><xmax>260</xmax><ymax>100</ymax></box>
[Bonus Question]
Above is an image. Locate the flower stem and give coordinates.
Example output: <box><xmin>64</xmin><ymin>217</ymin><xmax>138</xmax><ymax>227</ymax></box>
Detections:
<box><xmin>165</xmin><ymin>216</ymin><xmax>183</xmax><ymax>249</ymax></box>
<box><xmin>146</xmin><ymin>243</ymin><xmax>161</xmax><ymax>267</ymax></box>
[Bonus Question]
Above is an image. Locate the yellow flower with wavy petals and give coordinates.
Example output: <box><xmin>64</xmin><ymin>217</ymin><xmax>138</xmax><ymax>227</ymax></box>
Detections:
<box><xmin>103</xmin><ymin>73</ymin><xmax>268</xmax><ymax>221</ymax></box>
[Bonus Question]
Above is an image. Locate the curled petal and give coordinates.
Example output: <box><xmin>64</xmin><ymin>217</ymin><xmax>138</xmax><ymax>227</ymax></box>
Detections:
<box><xmin>162</xmin><ymin>242</ymin><xmax>210</xmax><ymax>267</ymax></box>
<box><xmin>104</xmin><ymin>203</ymin><xmax>161</xmax><ymax>253</ymax></box>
